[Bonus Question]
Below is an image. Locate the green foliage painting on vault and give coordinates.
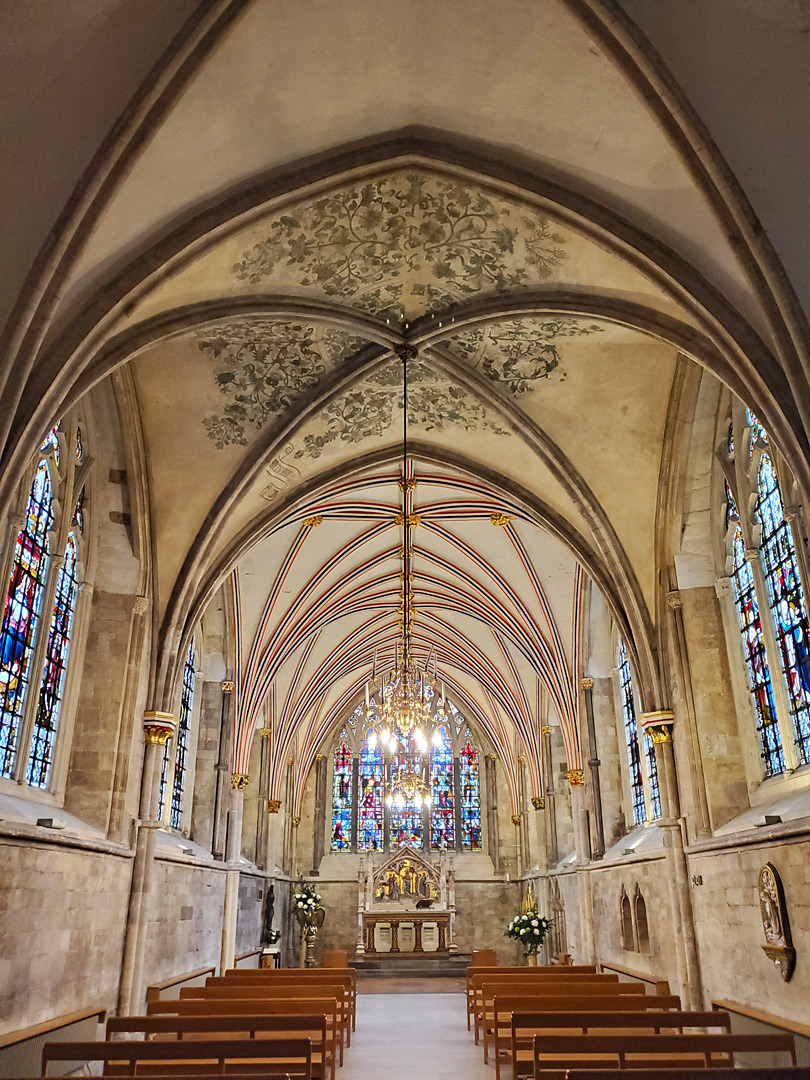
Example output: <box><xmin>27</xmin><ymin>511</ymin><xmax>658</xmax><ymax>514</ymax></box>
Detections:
<box><xmin>232</xmin><ymin>171</ymin><xmax>568</xmax><ymax>319</ymax></box>
<box><xmin>295</xmin><ymin>359</ymin><xmax>508</xmax><ymax>460</ymax></box>
<box><xmin>447</xmin><ymin>317</ymin><xmax>604</xmax><ymax>394</ymax></box>
<box><xmin>197</xmin><ymin>319</ymin><xmax>366</xmax><ymax>448</ymax></box>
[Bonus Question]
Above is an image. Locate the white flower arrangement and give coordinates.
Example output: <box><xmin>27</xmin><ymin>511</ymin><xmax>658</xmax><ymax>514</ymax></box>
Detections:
<box><xmin>292</xmin><ymin>881</ymin><xmax>325</xmax><ymax>928</ymax></box>
<box><xmin>504</xmin><ymin>908</ymin><xmax>551</xmax><ymax>955</ymax></box>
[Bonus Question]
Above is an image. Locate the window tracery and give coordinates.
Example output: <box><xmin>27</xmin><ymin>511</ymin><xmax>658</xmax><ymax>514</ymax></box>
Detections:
<box><xmin>618</xmin><ymin>641</ymin><xmax>646</xmax><ymax>825</ymax></box>
<box><xmin>329</xmin><ymin>691</ymin><xmax>482</xmax><ymax>853</ymax></box>
<box><xmin>159</xmin><ymin>640</ymin><xmax>197</xmax><ymax>827</ymax></box>
<box><xmin>722</xmin><ymin>408</ymin><xmax>810</xmax><ymax>775</ymax></box>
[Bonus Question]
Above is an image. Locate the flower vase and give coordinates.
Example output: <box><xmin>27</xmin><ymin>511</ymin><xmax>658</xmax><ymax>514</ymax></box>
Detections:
<box><xmin>527</xmin><ymin>952</ymin><xmax>538</xmax><ymax>966</ymax></box>
<box><xmin>304</xmin><ymin>925</ymin><xmax>318</xmax><ymax>968</ymax></box>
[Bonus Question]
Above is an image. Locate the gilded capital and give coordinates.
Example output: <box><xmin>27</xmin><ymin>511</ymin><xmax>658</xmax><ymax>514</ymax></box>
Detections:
<box><xmin>231</xmin><ymin>773</ymin><xmax>250</xmax><ymax>790</ymax></box>
<box><xmin>511</xmin><ymin>814</ymin><xmax>521</xmax><ymax>826</ymax></box>
<box><xmin>258</xmin><ymin>728</ymin><xmax>272</xmax><ymax>738</ymax></box>
<box><xmin>531</xmin><ymin>796</ymin><xmax>545</xmax><ymax>810</ymax></box>
<box><xmin>143</xmin><ymin>711</ymin><xmax>174</xmax><ymax>745</ymax></box>
<box><xmin>567</xmin><ymin>768</ymin><xmax>585</xmax><ymax>786</ymax></box>
<box><xmin>221</xmin><ymin>680</ymin><xmax>235</xmax><ymax>694</ymax></box>
<box><xmin>292</xmin><ymin>816</ymin><xmax>301</xmax><ymax>827</ymax></box>
<box><xmin>580</xmin><ymin>677</ymin><xmax>594</xmax><ymax>690</ymax></box>
<box><xmin>640</xmin><ymin>710</ymin><xmax>675</xmax><ymax>742</ymax></box>
<box><xmin>267</xmin><ymin>798</ymin><xmax>281</xmax><ymax>814</ymax></box>
<box><xmin>541</xmin><ymin>725</ymin><xmax>552</xmax><ymax>737</ymax></box>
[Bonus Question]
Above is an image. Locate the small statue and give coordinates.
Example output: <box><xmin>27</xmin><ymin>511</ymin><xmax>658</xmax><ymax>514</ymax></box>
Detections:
<box><xmin>262</xmin><ymin>883</ymin><xmax>279</xmax><ymax>945</ymax></box>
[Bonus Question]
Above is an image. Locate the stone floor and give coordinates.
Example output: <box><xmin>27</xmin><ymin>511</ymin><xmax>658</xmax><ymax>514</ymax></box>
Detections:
<box><xmin>346</xmin><ymin>992</ymin><xmax>492</xmax><ymax>1078</ymax></box>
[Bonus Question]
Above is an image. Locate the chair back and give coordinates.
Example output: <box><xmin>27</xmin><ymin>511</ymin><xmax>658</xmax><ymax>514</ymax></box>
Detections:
<box><xmin>471</xmin><ymin>948</ymin><xmax>498</xmax><ymax>967</ymax></box>
<box><xmin>322</xmin><ymin>950</ymin><xmax>348</xmax><ymax>967</ymax></box>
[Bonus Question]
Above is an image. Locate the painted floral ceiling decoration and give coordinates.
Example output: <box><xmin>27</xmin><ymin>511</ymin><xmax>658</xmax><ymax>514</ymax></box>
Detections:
<box><xmin>295</xmin><ymin>357</ymin><xmax>508</xmax><ymax>461</ymax></box>
<box><xmin>445</xmin><ymin>317</ymin><xmax>605</xmax><ymax>395</ymax></box>
<box><xmin>197</xmin><ymin>318</ymin><xmax>367</xmax><ymax>448</ymax></box>
<box><xmin>232</xmin><ymin>171</ymin><xmax>568</xmax><ymax>319</ymax></box>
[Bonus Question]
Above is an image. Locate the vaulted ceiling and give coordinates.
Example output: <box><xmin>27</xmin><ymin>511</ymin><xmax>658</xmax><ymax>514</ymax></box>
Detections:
<box><xmin>2</xmin><ymin>0</ymin><xmax>808</xmax><ymax>802</ymax></box>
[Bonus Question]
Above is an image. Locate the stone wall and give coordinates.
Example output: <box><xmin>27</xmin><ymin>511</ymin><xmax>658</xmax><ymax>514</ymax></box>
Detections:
<box><xmin>688</xmin><ymin>832</ymin><xmax>809</xmax><ymax>1025</ymax></box>
<box><xmin>0</xmin><ymin>838</ymin><xmax>131</xmax><ymax>1034</ymax></box>
<box><xmin>454</xmin><ymin>880</ymin><xmax>522</xmax><ymax>962</ymax></box>
<box><xmin>236</xmin><ymin>871</ymin><xmax>265</xmax><ymax>954</ymax></box>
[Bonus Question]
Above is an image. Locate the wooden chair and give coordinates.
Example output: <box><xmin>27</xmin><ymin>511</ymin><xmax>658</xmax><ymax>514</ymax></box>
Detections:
<box><xmin>530</xmin><ymin>1031</ymin><xmax>798</xmax><ymax>1077</ymax></box>
<box><xmin>144</xmin><ymin>996</ymin><xmax>343</xmax><ymax>1068</ymax></box>
<box><xmin>41</xmin><ymin>1036</ymin><xmax>313</xmax><ymax>1077</ymax></box>
<box><xmin>221</xmin><ymin>968</ymin><xmax>357</xmax><ymax>1032</ymax></box>
<box><xmin>107</xmin><ymin>1013</ymin><xmax>334</xmax><ymax>1080</ymax></box>
<box><xmin>464</xmin><ymin>966</ymin><xmax>599</xmax><ymax>1031</ymax></box>
<box><xmin>506</xmin><ymin>1010</ymin><xmax>730</xmax><ymax>1080</ymax></box>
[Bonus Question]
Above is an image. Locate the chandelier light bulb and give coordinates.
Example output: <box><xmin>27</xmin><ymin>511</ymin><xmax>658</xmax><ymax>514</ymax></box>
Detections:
<box><xmin>432</xmin><ymin>729</ymin><xmax>442</xmax><ymax>747</ymax></box>
<box><xmin>367</xmin><ymin>730</ymin><xmax>377</xmax><ymax>750</ymax></box>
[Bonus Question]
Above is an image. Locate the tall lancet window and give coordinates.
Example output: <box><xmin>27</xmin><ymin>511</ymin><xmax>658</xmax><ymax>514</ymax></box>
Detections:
<box><xmin>159</xmin><ymin>641</ymin><xmax>197</xmax><ymax>827</ymax></box>
<box><xmin>430</xmin><ymin>725</ymin><xmax>455</xmax><ymax>849</ymax></box>
<box><xmin>0</xmin><ymin>418</ymin><xmax>89</xmax><ymax>790</ymax></box>
<box><xmin>357</xmin><ymin>741</ymin><xmax>384</xmax><ymax>851</ymax></box>
<box><xmin>618</xmin><ymin>640</ymin><xmax>646</xmax><ymax>825</ymax></box>
<box><xmin>0</xmin><ymin>463</ymin><xmax>53</xmax><ymax>778</ymax></box>
<box><xmin>756</xmin><ymin>454</ymin><xmax>810</xmax><ymax>762</ymax></box>
<box><xmin>331</xmin><ymin>731</ymin><xmax>353</xmax><ymax>850</ymax></box>
<box><xmin>722</xmin><ymin>408</ymin><xmax>810</xmax><ymax>776</ymax></box>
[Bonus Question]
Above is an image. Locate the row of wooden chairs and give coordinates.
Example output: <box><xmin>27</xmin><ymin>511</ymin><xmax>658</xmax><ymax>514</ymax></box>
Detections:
<box><xmin>464</xmin><ymin>961</ymin><xmax>804</xmax><ymax>1080</ymax></box>
<box><xmin>40</xmin><ymin>966</ymin><xmax>359</xmax><ymax>1079</ymax></box>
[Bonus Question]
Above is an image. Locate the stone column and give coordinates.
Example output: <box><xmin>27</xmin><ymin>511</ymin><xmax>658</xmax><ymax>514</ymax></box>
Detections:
<box><xmin>641</xmin><ymin>711</ymin><xmax>704</xmax><ymax>1010</ymax></box>
<box><xmin>310</xmin><ymin>753</ymin><xmax>327</xmax><ymax>874</ymax></box>
<box><xmin>220</xmin><ymin>774</ymin><xmax>248</xmax><ymax>974</ymax></box>
<box><xmin>212</xmin><ymin>681</ymin><xmax>235</xmax><ymax>859</ymax></box>
<box><xmin>568</xmin><ymin>769</ymin><xmax>596</xmax><ymax>965</ymax></box>
<box><xmin>518</xmin><ymin>758</ymin><xmax>531</xmax><ymax>868</ymax></box>
<box><xmin>256</xmin><ymin>728</ymin><xmax>271</xmax><ymax>869</ymax></box>
<box><xmin>108</xmin><ymin>595</ymin><xmax>150</xmax><ymax>841</ymax></box>
<box><xmin>118</xmin><ymin>712</ymin><xmax>175</xmax><ymax>1014</ymax></box>
<box><xmin>581</xmin><ymin>678</ymin><xmax>605</xmax><ymax>858</ymax></box>
<box><xmin>484</xmin><ymin>753</ymin><xmax>500</xmax><ymax>872</ymax></box>
<box><xmin>542</xmin><ymin>727</ymin><xmax>558</xmax><ymax>868</ymax></box>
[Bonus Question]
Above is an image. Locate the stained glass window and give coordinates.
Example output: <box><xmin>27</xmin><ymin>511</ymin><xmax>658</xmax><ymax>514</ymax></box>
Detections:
<box><xmin>40</xmin><ymin>425</ymin><xmax>60</xmax><ymax>467</ymax></box>
<box><xmin>75</xmin><ymin>425</ymin><xmax>83</xmax><ymax>462</ymax></box>
<box><xmin>430</xmin><ymin>726</ymin><xmax>455</xmax><ymax>848</ymax></box>
<box><xmin>459</xmin><ymin>731</ymin><xmax>482</xmax><ymax>849</ymax></box>
<box><xmin>390</xmin><ymin>735</ymin><xmax>424</xmax><ymax>848</ymax></box>
<box><xmin>357</xmin><ymin>742</ymin><xmax>384</xmax><ymax>851</ymax></box>
<box><xmin>747</xmin><ymin>408</ymin><xmax>768</xmax><ymax>455</ymax></box>
<box><xmin>618</xmin><ymin>641</ymin><xmax>646</xmax><ymax>825</ymax></box>
<box><xmin>728</xmin><ymin>511</ymin><xmax>784</xmax><ymax>775</ymax></box>
<box><xmin>169</xmin><ymin>642</ymin><xmax>196</xmax><ymax>828</ymax></box>
<box><xmin>0</xmin><ymin>463</ymin><xmax>53</xmax><ymax>779</ymax></box>
<box><xmin>26</xmin><ymin>534</ymin><xmax>78</xmax><ymax>787</ymax></box>
<box><xmin>756</xmin><ymin>455</ymin><xmax>810</xmax><ymax>763</ymax></box>
<box><xmin>331</xmin><ymin>733</ymin><xmax>353</xmax><ymax>851</ymax></box>
<box><xmin>72</xmin><ymin>488</ymin><xmax>85</xmax><ymax>535</ymax></box>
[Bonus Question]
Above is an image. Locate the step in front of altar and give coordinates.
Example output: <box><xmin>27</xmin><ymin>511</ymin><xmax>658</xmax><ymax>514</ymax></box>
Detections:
<box><xmin>351</xmin><ymin>953</ymin><xmax>471</xmax><ymax>977</ymax></box>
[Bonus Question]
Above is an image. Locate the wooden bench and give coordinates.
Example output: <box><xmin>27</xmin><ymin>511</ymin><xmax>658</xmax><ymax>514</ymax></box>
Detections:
<box><xmin>507</xmin><ymin>1010</ymin><xmax>729</xmax><ymax>1080</ymax></box>
<box><xmin>199</xmin><ymin>977</ymin><xmax>352</xmax><ymax>1047</ymax></box>
<box><xmin>107</xmin><ymin>1013</ymin><xmax>334</xmax><ymax>1080</ymax></box>
<box><xmin>221</xmin><ymin>968</ymin><xmax>357</xmax><ymax>1032</ymax></box>
<box><xmin>144</xmin><ymin>997</ymin><xmax>342</xmax><ymax>1066</ymax></box>
<box><xmin>530</xmin><ymin>1032</ymin><xmax>798</xmax><ymax>1077</ymax></box>
<box><xmin>41</xmin><ymin>1036</ymin><xmax>313</xmax><ymax>1077</ymax></box>
<box><xmin>514</xmin><ymin>1071</ymin><xmax>810</xmax><ymax>1080</ymax></box>
<box><xmin>465</xmin><ymin>966</ymin><xmax>598</xmax><ymax>1030</ymax></box>
<box><xmin>471</xmin><ymin>974</ymin><xmax>637</xmax><ymax>1046</ymax></box>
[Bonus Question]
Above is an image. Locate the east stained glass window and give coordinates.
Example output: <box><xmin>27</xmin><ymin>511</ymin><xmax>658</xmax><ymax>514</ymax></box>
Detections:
<box><xmin>26</xmin><ymin>534</ymin><xmax>78</xmax><ymax>787</ymax></box>
<box><xmin>390</xmin><ymin>735</ymin><xmax>425</xmax><ymax>848</ymax></box>
<box><xmin>430</xmin><ymin>725</ymin><xmax>455</xmax><ymax>848</ymax></box>
<box><xmin>331</xmin><ymin>733</ymin><xmax>353</xmax><ymax>850</ymax></box>
<box><xmin>169</xmin><ymin>643</ymin><xmax>196</xmax><ymax>828</ymax></box>
<box><xmin>459</xmin><ymin>731</ymin><xmax>482</xmax><ymax>850</ymax></box>
<box><xmin>357</xmin><ymin>742</ymin><xmax>384</xmax><ymax>851</ymax></box>
<box><xmin>756</xmin><ymin>455</ymin><xmax>810</xmax><ymax>763</ymax></box>
<box><xmin>618</xmin><ymin>641</ymin><xmax>646</xmax><ymax>825</ymax></box>
<box><xmin>0</xmin><ymin>463</ymin><xmax>53</xmax><ymax>778</ymax></box>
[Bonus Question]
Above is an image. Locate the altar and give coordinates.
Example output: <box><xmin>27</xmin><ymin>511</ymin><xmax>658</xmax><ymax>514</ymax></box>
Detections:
<box><xmin>355</xmin><ymin>846</ymin><xmax>457</xmax><ymax>958</ymax></box>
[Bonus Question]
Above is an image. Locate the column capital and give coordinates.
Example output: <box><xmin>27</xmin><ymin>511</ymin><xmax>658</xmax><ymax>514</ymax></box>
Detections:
<box><xmin>133</xmin><ymin>595</ymin><xmax>149</xmax><ymax>615</ymax></box>
<box><xmin>743</xmin><ymin>547</ymin><xmax>760</xmax><ymax>562</ymax></box>
<box><xmin>567</xmin><ymin>768</ymin><xmax>585</xmax><ymax>786</ymax></box>
<box><xmin>143</xmin><ymin>712</ymin><xmax>174</xmax><ymax>745</ymax></box>
<box><xmin>580</xmin><ymin>677</ymin><xmax>594</xmax><ymax>690</ymax></box>
<box><xmin>531</xmin><ymin>796</ymin><xmax>545</xmax><ymax>810</ymax></box>
<box><xmin>510</xmin><ymin>814</ymin><xmax>521</xmax><ymax>826</ymax></box>
<box><xmin>715</xmin><ymin>576</ymin><xmax>732</xmax><ymax>598</ymax></box>
<box><xmin>221</xmin><ymin>680</ymin><xmax>236</xmax><ymax>693</ymax></box>
<box><xmin>258</xmin><ymin>727</ymin><xmax>272</xmax><ymax>738</ymax></box>
<box><xmin>640</xmin><ymin>709</ymin><xmax>675</xmax><ymax>742</ymax></box>
<box><xmin>666</xmin><ymin>589</ymin><xmax>682</xmax><ymax>609</ymax></box>
<box><xmin>231</xmin><ymin>772</ymin><xmax>250</xmax><ymax>789</ymax></box>
<box><xmin>267</xmin><ymin>798</ymin><xmax>281</xmax><ymax>813</ymax></box>
<box><xmin>541</xmin><ymin>725</ymin><xmax>552</xmax><ymax>737</ymax></box>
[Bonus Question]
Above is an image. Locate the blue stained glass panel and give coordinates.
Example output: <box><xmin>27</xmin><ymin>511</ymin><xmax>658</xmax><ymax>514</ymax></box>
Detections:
<box><xmin>169</xmin><ymin>643</ymin><xmax>196</xmax><ymax>828</ymax></box>
<box><xmin>389</xmin><ymin>735</ymin><xmax>424</xmax><ymax>848</ymax></box>
<box><xmin>747</xmin><ymin>408</ymin><xmax>768</xmax><ymax>455</ymax></box>
<box><xmin>0</xmin><ymin>463</ymin><xmax>52</xmax><ymax>778</ymax></box>
<box><xmin>618</xmin><ymin>640</ymin><xmax>646</xmax><ymax>825</ymax></box>
<box><xmin>358</xmin><ymin>742</ymin><xmax>384</xmax><ymax>851</ymax></box>
<box><xmin>331</xmin><ymin>735</ymin><xmax>352</xmax><ymax>850</ymax></box>
<box><xmin>757</xmin><ymin>454</ymin><xmax>810</xmax><ymax>763</ymax></box>
<box><xmin>26</xmin><ymin>534</ymin><xmax>78</xmax><ymax>787</ymax></box>
<box><xmin>459</xmin><ymin>731</ymin><xmax>482</xmax><ymax>850</ymax></box>
<box><xmin>430</xmin><ymin>726</ymin><xmax>454</xmax><ymax>849</ymax></box>
<box><xmin>728</xmin><ymin>519</ymin><xmax>784</xmax><ymax>774</ymax></box>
